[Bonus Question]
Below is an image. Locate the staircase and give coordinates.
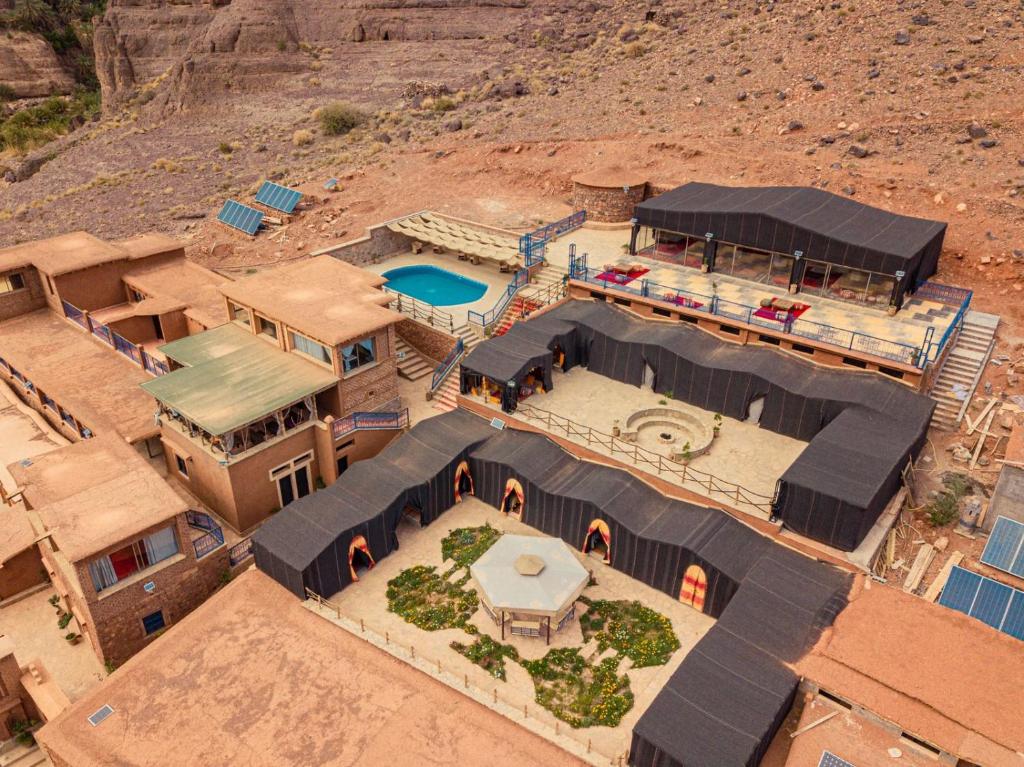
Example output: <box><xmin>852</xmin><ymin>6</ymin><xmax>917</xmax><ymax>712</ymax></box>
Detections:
<box><xmin>494</xmin><ymin>263</ymin><xmax>569</xmax><ymax>336</ymax></box>
<box><xmin>0</xmin><ymin>743</ymin><xmax>48</xmax><ymax>767</ymax></box>
<box><xmin>433</xmin><ymin>323</ymin><xmax>481</xmax><ymax>412</ymax></box>
<box><xmin>929</xmin><ymin>311</ymin><xmax>999</xmax><ymax>429</ymax></box>
<box><xmin>395</xmin><ymin>337</ymin><xmax>432</xmax><ymax>381</ymax></box>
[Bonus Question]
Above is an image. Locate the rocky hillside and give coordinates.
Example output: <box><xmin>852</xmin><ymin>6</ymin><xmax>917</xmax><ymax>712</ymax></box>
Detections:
<box><xmin>0</xmin><ymin>30</ymin><xmax>75</xmax><ymax>98</ymax></box>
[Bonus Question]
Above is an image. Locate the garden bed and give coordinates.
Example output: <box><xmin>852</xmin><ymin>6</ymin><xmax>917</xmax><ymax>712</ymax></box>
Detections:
<box><xmin>521</xmin><ymin>648</ymin><xmax>634</xmax><ymax>728</ymax></box>
<box><xmin>450</xmin><ymin>635</ymin><xmax>520</xmax><ymax>681</ymax></box>
<box><xmin>441</xmin><ymin>524</ymin><xmax>503</xmax><ymax>569</ymax></box>
<box><xmin>579</xmin><ymin>597</ymin><xmax>681</xmax><ymax>668</ymax></box>
<box><xmin>386</xmin><ymin>565</ymin><xmax>479</xmax><ymax>630</ymax></box>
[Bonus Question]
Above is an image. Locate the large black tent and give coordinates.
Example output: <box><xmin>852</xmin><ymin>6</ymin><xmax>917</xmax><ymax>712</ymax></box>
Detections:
<box><xmin>464</xmin><ymin>300</ymin><xmax>933</xmax><ymax>550</ymax></box>
<box><xmin>252</xmin><ymin>409</ymin><xmax>496</xmax><ymax>598</ymax></box>
<box><xmin>633</xmin><ymin>182</ymin><xmax>947</xmax><ymax>304</ymax></box>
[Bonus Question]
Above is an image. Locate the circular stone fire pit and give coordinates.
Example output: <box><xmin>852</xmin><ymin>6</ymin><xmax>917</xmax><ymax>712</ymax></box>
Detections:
<box><xmin>621</xmin><ymin>406</ymin><xmax>716</xmax><ymax>458</ymax></box>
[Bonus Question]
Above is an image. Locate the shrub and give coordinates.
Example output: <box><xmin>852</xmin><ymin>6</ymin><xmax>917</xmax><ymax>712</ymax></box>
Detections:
<box><xmin>10</xmin><ymin>718</ymin><xmax>38</xmax><ymax>747</ymax></box>
<box><xmin>428</xmin><ymin>96</ymin><xmax>456</xmax><ymax>113</ymax></box>
<box><xmin>218</xmin><ymin>141</ymin><xmax>233</xmax><ymax>154</ymax></box>
<box><xmin>57</xmin><ymin>611</ymin><xmax>73</xmax><ymax>630</ymax></box>
<box><xmin>0</xmin><ymin>84</ymin><xmax>16</xmax><ymax>102</ymax></box>
<box><xmin>317</xmin><ymin>101</ymin><xmax>366</xmax><ymax>136</ymax></box>
<box><xmin>441</xmin><ymin>525</ymin><xmax>502</xmax><ymax>568</ymax></box>
<box><xmin>925</xmin><ymin>473</ymin><xmax>972</xmax><ymax>527</ymax></box>
<box><xmin>579</xmin><ymin>599</ymin><xmax>680</xmax><ymax>668</ymax></box>
<box><xmin>522</xmin><ymin>649</ymin><xmax>634</xmax><ymax>728</ymax></box>
<box><xmin>386</xmin><ymin>565</ymin><xmax>479</xmax><ymax>631</ymax></box>
<box><xmin>450</xmin><ymin>635</ymin><xmax>519</xmax><ymax>681</ymax></box>
<box><xmin>622</xmin><ymin>42</ymin><xmax>648</xmax><ymax>58</ymax></box>
<box><xmin>291</xmin><ymin>129</ymin><xmax>313</xmax><ymax>146</ymax></box>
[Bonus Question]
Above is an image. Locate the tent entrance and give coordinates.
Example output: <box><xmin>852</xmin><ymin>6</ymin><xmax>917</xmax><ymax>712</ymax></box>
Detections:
<box><xmin>679</xmin><ymin>564</ymin><xmax>707</xmax><ymax>612</ymax></box>
<box><xmin>518</xmin><ymin>366</ymin><xmax>546</xmax><ymax>403</ymax></box>
<box><xmin>402</xmin><ymin>503</ymin><xmax>423</xmax><ymax>524</ymax></box>
<box><xmin>454</xmin><ymin>460</ymin><xmax>474</xmax><ymax>503</ymax></box>
<box><xmin>642</xmin><ymin>362</ymin><xmax>655</xmax><ymax>390</ymax></box>
<box><xmin>553</xmin><ymin>344</ymin><xmax>567</xmax><ymax>371</ymax></box>
<box><xmin>348</xmin><ymin>536</ymin><xmax>376</xmax><ymax>582</ymax></box>
<box><xmin>582</xmin><ymin>520</ymin><xmax>611</xmax><ymax>564</ymax></box>
<box><xmin>501</xmin><ymin>478</ymin><xmax>524</xmax><ymax>520</ymax></box>
<box><xmin>746</xmin><ymin>396</ymin><xmax>765</xmax><ymax>424</ymax></box>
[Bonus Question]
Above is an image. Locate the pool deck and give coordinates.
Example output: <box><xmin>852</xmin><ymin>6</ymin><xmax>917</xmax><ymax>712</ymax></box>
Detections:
<box><xmin>364</xmin><ymin>251</ymin><xmax>517</xmax><ymax>320</ymax></box>
<box><xmin>545</xmin><ymin>226</ymin><xmax>957</xmax><ymax>360</ymax></box>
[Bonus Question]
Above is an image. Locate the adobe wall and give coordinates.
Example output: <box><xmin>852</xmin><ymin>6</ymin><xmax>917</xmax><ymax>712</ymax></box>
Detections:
<box><xmin>158</xmin><ymin>310</ymin><xmax>189</xmax><ymax>343</ymax></box>
<box><xmin>572</xmin><ymin>182</ymin><xmax>646</xmax><ymax>223</ymax></box>
<box><xmin>160</xmin><ymin>427</ymin><xmax>239</xmax><ymax>530</ymax></box>
<box><xmin>47</xmin><ymin>251</ymin><xmax>180</xmax><ymax>313</ymax></box>
<box><xmin>225</xmin><ymin>427</ymin><xmax>320</xmax><ymax>533</ymax></box>
<box><xmin>396</xmin><ymin>318</ymin><xmax>456</xmax><ymax>365</ymax></box>
<box><xmin>0</xmin><ymin>266</ymin><xmax>46</xmax><ymax>322</ymax></box>
<box><xmin>337</xmin><ymin>326</ymin><xmax>401</xmax><ymax>414</ymax></box>
<box><xmin>0</xmin><ymin>639</ymin><xmax>40</xmax><ymax>738</ymax></box>
<box><xmin>107</xmin><ymin>314</ymin><xmax>155</xmax><ymax>345</ymax></box>
<box><xmin>0</xmin><ymin>545</ymin><xmax>46</xmax><ymax>601</ymax></box>
<box><xmin>321</xmin><ymin>423</ymin><xmax>402</xmax><ymax>486</ymax></box>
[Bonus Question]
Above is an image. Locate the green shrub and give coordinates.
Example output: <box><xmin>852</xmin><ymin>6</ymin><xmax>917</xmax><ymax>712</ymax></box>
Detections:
<box><xmin>522</xmin><ymin>648</ymin><xmax>634</xmax><ymax>728</ymax></box>
<box><xmin>579</xmin><ymin>598</ymin><xmax>680</xmax><ymax>668</ymax></box>
<box><xmin>0</xmin><ymin>89</ymin><xmax>100</xmax><ymax>152</ymax></box>
<box><xmin>0</xmin><ymin>84</ymin><xmax>16</xmax><ymax>102</ymax></box>
<box><xmin>386</xmin><ymin>565</ymin><xmax>479</xmax><ymax>631</ymax></box>
<box><xmin>925</xmin><ymin>473</ymin><xmax>972</xmax><ymax>527</ymax></box>
<box><xmin>318</xmin><ymin>101</ymin><xmax>366</xmax><ymax>136</ymax></box>
<box><xmin>441</xmin><ymin>524</ymin><xmax>502</xmax><ymax>568</ymax></box>
<box><xmin>57</xmin><ymin>611</ymin><xmax>73</xmax><ymax>630</ymax></box>
<box><xmin>450</xmin><ymin>635</ymin><xmax>519</xmax><ymax>680</ymax></box>
<box><xmin>429</xmin><ymin>96</ymin><xmax>456</xmax><ymax>113</ymax></box>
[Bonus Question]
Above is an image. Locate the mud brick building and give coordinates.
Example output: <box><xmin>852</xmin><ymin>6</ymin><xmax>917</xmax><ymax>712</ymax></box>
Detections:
<box><xmin>141</xmin><ymin>256</ymin><xmax>409</xmax><ymax>533</ymax></box>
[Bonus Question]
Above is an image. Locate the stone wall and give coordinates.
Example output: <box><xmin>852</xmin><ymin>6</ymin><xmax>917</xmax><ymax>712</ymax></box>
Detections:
<box><xmin>0</xmin><ymin>545</ymin><xmax>46</xmax><ymax>601</ymax></box>
<box><xmin>318</xmin><ymin>223</ymin><xmax>411</xmax><ymax>267</ymax></box>
<box><xmin>0</xmin><ymin>267</ymin><xmax>46</xmax><ymax>322</ymax></box>
<box><xmin>396</xmin><ymin>318</ymin><xmax>457</xmax><ymax>366</ymax></box>
<box><xmin>0</xmin><ymin>637</ymin><xmax>40</xmax><ymax>739</ymax></box>
<box><xmin>572</xmin><ymin>181</ymin><xmax>647</xmax><ymax>223</ymax></box>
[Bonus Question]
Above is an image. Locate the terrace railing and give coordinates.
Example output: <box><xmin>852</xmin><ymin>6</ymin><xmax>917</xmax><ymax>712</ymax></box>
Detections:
<box><xmin>515</xmin><ymin>402</ymin><xmax>774</xmax><ymax>514</ymax></box>
<box><xmin>332</xmin><ymin>408</ymin><xmax>410</xmax><ymax>441</ymax></box>
<box><xmin>430</xmin><ymin>338</ymin><xmax>464</xmax><ymax>393</ymax></box>
<box><xmin>570</xmin><ymin>263</ymin><xmax>929</xmax><ymax>368</ymax></box>
<box><xmin>229</xmin><ymin>537</ymin><xmax>254</xmax><ymax>566</ymax></box>
<box><xmin>467</xmin><ymin>268</ymin><xmax>529</xmax><ymax>331</ymax></box>
<box><xmin>519</xmin><ymin>210</ymin><xmax>587</xmax><ymax>267</ymax></box>
<box><xmin>63</xmin><ymin>302</ymin><xmax>170</xmax><ymax>376</ymax></box>
<box><xmin>186</xmin><ymin>510</ymin><xmax>225</xmax><ymax>559</ymax></box>
<box><xmin>61</xmin><ymin>300</ymin><xmax>88</xmax><ymax>329</ymax></box>
<box><xmin>384</xmin><ymin>287</ymin><xmax>456</xmax><ymax>333</ymax></box>
<box><xmin>916</xmin><ymin>283</ymin><xmax>972</xmax><ymax>365</ymax></box>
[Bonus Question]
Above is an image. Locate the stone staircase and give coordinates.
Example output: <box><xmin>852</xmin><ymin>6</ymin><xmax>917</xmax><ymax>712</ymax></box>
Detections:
<box><xmin>929</xmin><ymin>310</ymin><xmax>999</xmax><ymax>430</ymax></box>
<box><xmin>493</xmin><ymin>263</ymin><xmax>569</xmax><ymax>336</ymax></box>
<box><xmin>0</xmin><ymin>743</ymin><xmax>48</xmax><ymax>767</ymax></box>
<box><xmin>395</xmin><ymin>337</ymin><xmax>432</xmax><ymax>381</ymax></box>
<box><xmin>432</xmin><ymin>323</ymin><xmax>481</xmax><ymax>412</ymax></box>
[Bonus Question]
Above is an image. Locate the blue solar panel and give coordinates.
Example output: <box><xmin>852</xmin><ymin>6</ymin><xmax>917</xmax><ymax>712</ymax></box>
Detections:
<box><xmin>939</xmin><ymin>566</ymin><xmax>1024</xmax><ymax>641</ymax></box>
<box><xmin>254</xmin><ymin>181</ymin><xmax>302</xmax><ymax>214</ymax></box>
<box><xmin>1003</xmin><ymin>591</ymin><xmax>1024</xmax><ymax>640</ymax></box>
<box><xmin>324</xmin><ymin>178</ymin><xmax>338</xmax><ymax>190</ymax></box>
<box><xmin>217</xmin><ymin>200</ymin><xmax>263</xmax><ymax>236</ymax></box>
<box><xmin>972</xmin><ymin>578</ymin><xmax>1013</xmax><ymax>629</ymax></box>
<box><xmin>980</xmin><ymin>516</ymin><xmax>1024</xmax><ymax>577</ymax></box>
<box><xmin>938</xmin><ymin>566</ymin><xmax>981</xmax><ymax>614</ymax></box>
<box><xmin>818</xmin><ymin>752</ymin><xmax>856</xmax><ymax>767</ymax></box>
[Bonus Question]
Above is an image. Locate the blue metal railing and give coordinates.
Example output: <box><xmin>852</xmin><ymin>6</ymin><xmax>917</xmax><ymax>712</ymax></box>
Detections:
<box><xmin>914</xmin><ymin>281</ymin><xmax>973</xmax><ymax>307</ymax></box>
<box><xmin>468</xmin><ymin>268</ymin><xmax>529</xmax><ymax>330</ymax></box>
<box><xmin>332</xmin><ymin>408</ymin><xmax>410</xmax><ymax>440</ymax></box>
<box><xmin>430</xmin><ymin>337</ymin><xmax>464</xmax><ymax>392</ymax></box>
<box><xmin>186</xmin><ymin>510</ymin><xmax>219</xmax><ymax>532</ymax></box>
<box><xmin>571</xmin><ymin>264</ymin><xmax>927</xmax><ymax>368</ymax></box>
<box><xmin>62</xmin><ymin>300</ymin><xmax>88</xmax><ymax>329</ymax></box>
<box><xmin>229</xmin><ymin>537</ymin><xmax>253</xmax><ymax>566</ymax></box>
<box><xmin>193</xmin><ymin>527</ymin><xmax>225</xmax><ymax>560</ymax></box>
<box><xmin>919</xmin><ymin>285</ymin><xmax>972</xmax><ymax>365</ymax></box>
<box><xmin>519</xmin><ymin>210</ymin><xmax>587</xmax><ymax>267</ymax></box>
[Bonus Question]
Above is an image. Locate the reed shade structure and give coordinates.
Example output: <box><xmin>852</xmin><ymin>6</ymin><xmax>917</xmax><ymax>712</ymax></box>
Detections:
<box><xmin>633</xmin><ymin>182</ymin><xmax>947</xmax><ymax>306</ymax></box>
<box><xmin>461</xmin><ymin>300</ymin><xmax>934</xmax><ymax>551</ymax></box>
<box><xmin>254</xmin><ymin>408</ymin><xmax>850</xmax><ymax>766</ymax></box>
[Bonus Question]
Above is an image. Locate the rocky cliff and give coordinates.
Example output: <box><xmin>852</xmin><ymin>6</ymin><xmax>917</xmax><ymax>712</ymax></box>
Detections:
<box><xmin>0</xmin><ymin>31</ymin><xmax>76</xmax><ymax>98</ymax></box>
<box><xmin>93</xmin><ymin>0</ymin><xmax>535</xmax><ymax>113</ymax></box>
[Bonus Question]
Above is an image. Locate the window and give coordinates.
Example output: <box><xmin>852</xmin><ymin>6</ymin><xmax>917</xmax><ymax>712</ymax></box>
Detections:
<box><xmin>653</xmin><ymin>231</ymin><xmax>704</xmax><ymax>269</ymax></box>
<box><xmin>142</xmin><ymin>610</ymin><xmax>166</xmax><ymax>636</ymax></box>
<box><xmin>128</xmin><ymin>287</ymin><xmax>145</xmax><ymax>303</ymax></box>
<box><xmin>87</xmin><ymin>527</ymin><xmax>179</xmax><ymax>593</ymax></box>
<box><xmin>256</xmin><ymin>314</ymin><xmax>278</xmax><ymax>340</ymax></box>
<box><xmin>270</xmin><ymin>452</ymin><xmax>315</xmax><ymax>508</ymax></box>
<box><xmin>341</xmin><ymin>338</ymin><xmax>375</xmax><ymax>374</ymax></box>
<box><xmin>290</xmin><ymin>331</ymin><xmax>332</xmax><ymax>365</ymax></box>
<box><xmin>0</xmin><ymin>272</ymin><xmax>25</xmax><ymax>294</ymax></box>
<box><xmin>228</xmin><ymin>301</ymin><xmax>251</xmax><ymax>326</ymax></box>
<box><xmin>174</xmin><ymin>453</ymin><xmax>189</xmax><ymax>478</ymax></box>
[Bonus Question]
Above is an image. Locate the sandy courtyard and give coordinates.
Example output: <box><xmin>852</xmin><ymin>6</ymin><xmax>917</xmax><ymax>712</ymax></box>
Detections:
<box><xmin>476</xmin><ymin>367</ymin><xmax>806</xmax><ymax>518</ymax></box>
<box><xmin>326</xmin><ymin>497</ymin><xmax>714</xmax><ymax>760</ymax></box>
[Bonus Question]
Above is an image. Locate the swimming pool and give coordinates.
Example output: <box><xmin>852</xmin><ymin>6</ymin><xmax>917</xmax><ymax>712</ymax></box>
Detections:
<box><xmin>382</xmin><ymin>265</ymin><xmax>489</xmax><ymax>306</ymax></box>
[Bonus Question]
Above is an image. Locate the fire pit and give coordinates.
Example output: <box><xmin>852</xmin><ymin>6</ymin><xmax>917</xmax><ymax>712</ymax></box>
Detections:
<box><xmin>620</xmin><ymin>406</ymin><xmax>716</xmax><ymax>457</ymax></box>
<box><xmin>657</xmin><ymin>432</ymin><xmax>675</xmax><ymax>444</ymax></box>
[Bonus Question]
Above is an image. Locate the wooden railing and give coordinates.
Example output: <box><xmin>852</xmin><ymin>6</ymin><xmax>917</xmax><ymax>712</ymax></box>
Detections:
<box><xmin>515</xmin><ymin>403</ymin><xmax>773</xmax><ymax>514</ymax></box>
<box><xmin>303</xmin><ymin>588</ymin><xmax>629</xmax><ymax>766</ymax></box>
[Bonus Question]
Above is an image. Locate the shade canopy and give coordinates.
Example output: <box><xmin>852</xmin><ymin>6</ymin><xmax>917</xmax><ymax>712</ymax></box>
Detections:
<box><xmin>471</xmin><ymin>535</ymin><xmax>588</xmax><ymax>616</ymax></box>
<box><xmin>635</xmin><ymin>182</ymin><xmax>946</xmax><ymax>300</ymax></box>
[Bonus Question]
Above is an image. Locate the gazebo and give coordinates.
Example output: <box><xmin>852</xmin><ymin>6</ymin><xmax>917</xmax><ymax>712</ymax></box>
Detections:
<box><xmin>470</xmin><ymin>535</ymin><xmax>589</xmax><ymax>643</ymax></box>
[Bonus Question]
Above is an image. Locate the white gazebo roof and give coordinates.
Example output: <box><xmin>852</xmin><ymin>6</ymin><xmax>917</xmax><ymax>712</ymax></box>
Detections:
<box><xmin>470</xmin><ymin>535</ymin><xmax>589</xmax><ymax>615</ymax></box>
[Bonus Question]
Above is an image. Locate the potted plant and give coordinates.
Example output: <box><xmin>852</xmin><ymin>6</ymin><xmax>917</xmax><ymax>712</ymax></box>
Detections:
<box><xmin>65</xmin><ymin>632</ymin><xmax>82</xmax><ymax>645</ymax></box>
<box><xmin>713</xmin><ymin>413</ymin><xmax>723</xmax><ymax>437</ymax></box>
<box><xmin>58</xmin><ymin>611</ymin><xmax>73</xmax><ymax>630</ymax></box>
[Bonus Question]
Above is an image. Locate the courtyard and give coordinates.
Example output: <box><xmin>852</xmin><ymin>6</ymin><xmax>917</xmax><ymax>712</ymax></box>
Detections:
<box><xmin>470</xmin><ymin>367</ymin><xmax>806</xmax><ymax>520</ymax></box>
<box><xmin>320</xmin><ymin>498</ymin><xmax>714</xmax><ymax>760</ymax></box>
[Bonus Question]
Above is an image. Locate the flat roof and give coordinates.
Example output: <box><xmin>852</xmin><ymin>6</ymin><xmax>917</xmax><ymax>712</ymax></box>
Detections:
<box><xmin>142</xmin><ymin>326</ymin><xmax>337</xmax><ymax>435</ymax></box>
<box><xmin>0</xmin><ymin>309</ymin><xmax>158</xmax><ymax>443</ymax></box>
<box><xmin>36</xmin><ymin>568</ymin><xmax>585</xmax><ymax>767</ymax></box>
<box><xmin>220</xmin><ymin>256</ymin><xmax>402</xmax><ymax>346</ymax></box>
<box><xmin>0</xmin><ymin>231</ymin><xmax>130</xmax><ymax>275</ymax></box>
<box><xmin>0</xmin><ymin>506</ymin><xmax>37</xmax><ymax>565</ymax></box>
<box><xmin>112</xmin><ymin>233</ymin><xmax>182</xmax><ymax>259</ymax></box>
<box><xmin>9</xmin><ymin>436</ymin><xmax>185</xmax><ymax>561</ymax></box>
<box><xmin>124</xmin><ymin>259</ymin><xmax>229</xmax><ymax>330</ymax></box>
<box><xmin>798</xmin><ymin>580</ymin><xmax>1024</xmax><ymax>766</ymax></box>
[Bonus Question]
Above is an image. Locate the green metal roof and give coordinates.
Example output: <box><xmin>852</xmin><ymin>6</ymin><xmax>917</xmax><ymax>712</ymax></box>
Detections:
<box><xmin>157</xmin><ymin>323</ymin><xmax>262</xmax><ymax>367</ymax></box>
<box><xmin>141</xmin><ymin>329</ymin><xmax>337</xmax><ymax>435</ymax></box>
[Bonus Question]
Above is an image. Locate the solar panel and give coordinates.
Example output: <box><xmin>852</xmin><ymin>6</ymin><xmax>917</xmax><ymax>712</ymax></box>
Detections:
<box><xmin>939</xmin><ymin>565</ymin><xmax>1024</xmax><ymax>641</ymax></box>
<box><xmin>217</xmin><ymin>200</ymin><xmax>263</xmax><ymax>236</ymax></box>
<box><xmin>254</xmin><ymin>181</ymin><xmax>302</xmax><ymax>214</ymax></box>
<box><xmin>88</xmin><ymin>704</ymin><xmax>114</xmax><ymax>727</ymax></box>
<box><xmin>980</xmin><ymin>516</ymin><xmax>1024</xmax><ymax>578</ymax></box>
<box><xmin>324</xmin><ymin>178</ymin><xmax>338</xmax><ymax>190</ymax></box>
<box><xmin>818</xmin><ymin>752</ymin><xmax>856</xmax><ymax>767</ymax></box>
<box><xmin>489</xmin><ymin>417</ymin><xmax>505</xmax><ymax>430</ymax></box>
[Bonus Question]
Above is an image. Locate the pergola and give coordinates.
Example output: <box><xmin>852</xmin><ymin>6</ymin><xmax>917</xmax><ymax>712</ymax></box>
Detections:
<box><xmin>470</xmin><ymin>535</ymin><xmax>589</xmax><ymax>643</ymax></box>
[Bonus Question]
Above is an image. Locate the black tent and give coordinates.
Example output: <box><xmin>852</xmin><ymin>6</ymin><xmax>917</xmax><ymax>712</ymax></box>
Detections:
<box><xmin>466</xmin><ymin>300</ymin><xmax>933</xmax><ymax>549</ymax></box>
<box><xmin>252</xmin><ymin>409</ymin><xmax>496</xmax><ymax>598</ymax></box>
<box><xmin>633</xmin><ymin>182</ymin><xmax>947</xmax><ymax>303</ymax></box>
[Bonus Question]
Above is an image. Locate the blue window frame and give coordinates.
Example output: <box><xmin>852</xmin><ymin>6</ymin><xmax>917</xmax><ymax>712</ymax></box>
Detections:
<box><xmin>142</xmin><ymin>610</ymin><xmax>166</xmax><ymax>636</ymax></box>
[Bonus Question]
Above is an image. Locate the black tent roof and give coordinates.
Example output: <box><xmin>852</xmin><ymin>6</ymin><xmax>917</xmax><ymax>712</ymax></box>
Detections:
<box><xmin>634</xmin><ymin>182</ymin><xmax>946</xmax><ymax>279</ymax></box>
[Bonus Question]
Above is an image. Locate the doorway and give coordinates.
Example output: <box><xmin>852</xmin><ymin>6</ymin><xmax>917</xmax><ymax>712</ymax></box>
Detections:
<box><xmin>151</xmin><ymin>315</ymin><xmax>164</xmax><ymax>340</ymax></box>
<box><xmin>454</xmin><ymin>461</ymin><xmax>474</xmax><ymax>502</ymax></box>
<box><xmin>348</xmin><ymin>535</ymin><xmax>376</xmax><ymax>581</ymax></box>
<box><xmin>270</xmin><ymin>452</ymin><xmax>314</xmax><ymax>509</ymax></box>
<box><xmin>679</xmin><ymin>564</ymin><xmax>707</xmax><ymax>612</ymax></box>
<box><xmin>501</xmin><ymin>478</ymin><xmax>524</xmax><ymax>520</ymax></box>
<box><xmin>746</xmin><ymin>396</ymin><xmax>765</xmax><ymax>425</ymax></box>
<box><xmin>642</xmin><ymin>362</ymin><xmax>655</xmax><ymax>390</ymax></box>
<box><xmin>582</xmin><ymin>520</ymin><xmax>611</xmax><ymax>564</ymax></box>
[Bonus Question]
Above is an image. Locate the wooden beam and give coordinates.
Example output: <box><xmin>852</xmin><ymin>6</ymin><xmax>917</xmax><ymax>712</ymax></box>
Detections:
<box><xmin>904</xmin><ymin>543</ymin><xmax>935</xmax><ymax>594</ymax></box>
<box><xmin>967</xmin><ymin>398</ymin><xmax>997</xmax><ymax>436</ymax></box>
<box><xmin>922</xmin><ymin>551</ymin><xmax>965</xmax><ymax>602</ymax></box>
<box><xmin>970</xmin><ymin>407</ymin><xmax>999</xmax><ymax>469</ymax></box>
<box><xmin>790</xmin><ymin>711</ymin><xmax>838</xmax><ymax>739</ymax></box>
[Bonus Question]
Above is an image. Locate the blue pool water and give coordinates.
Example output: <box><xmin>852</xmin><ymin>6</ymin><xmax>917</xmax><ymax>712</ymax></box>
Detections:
<box><xmin>382</xmin><ymin>265</ymin><xmax>488</xmax><ymax>306</ymax></box>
